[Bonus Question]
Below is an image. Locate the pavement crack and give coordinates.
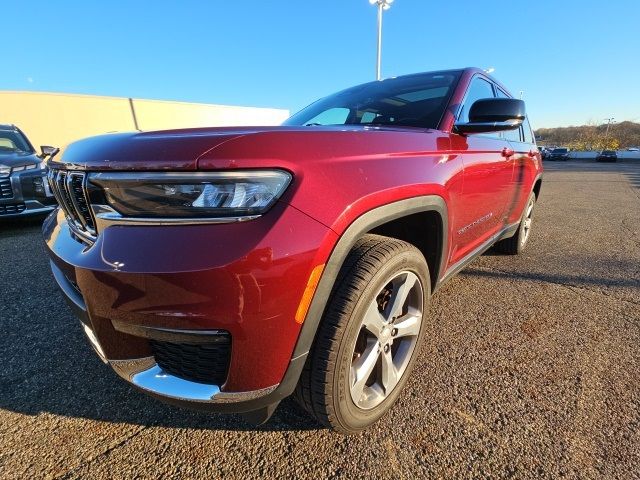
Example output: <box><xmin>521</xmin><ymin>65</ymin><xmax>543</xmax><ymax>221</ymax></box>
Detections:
<box><xmin>54</xmin><ymin>426</ymin><xmax>149</xmax><ymax>479</ymax></box>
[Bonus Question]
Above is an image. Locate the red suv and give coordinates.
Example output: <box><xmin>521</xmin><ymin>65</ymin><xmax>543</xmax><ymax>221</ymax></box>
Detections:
<box><xmin>44</xmin><ymin>68</ymin><xmax>542</xmax><ymax>433</ymax></box>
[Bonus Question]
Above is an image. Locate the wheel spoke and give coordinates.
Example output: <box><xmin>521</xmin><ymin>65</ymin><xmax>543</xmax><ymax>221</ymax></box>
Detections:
<box><xmin>348</xmin><ymin>268</ymin><xmax>424</xmax><ymax>410</ymax></box>
<box><xmin>351</xmin><ymin>340</ymin><xmax>380</xmax><ymax>401</ymax></box>
<box><xmin>526</xmin><ymin>202</ymin><xmax>534</xmax><ymax>218</ymax></box>
<box><xmin>393</xmin><ymin>314</ymin><xmax>421</xmax><ymax>339</ymax></box>
<box><xmin>363</xmin><ymin>300</ymin><xmax>386</xmax><ymax>338</ymax></box>
<box><xmin>380</xmin><ymin>349</ymin><xmax>399</xmax><ymax>394</ymax></box>
<box><xmin>385</xmin><ymin>272</ymin><xmax>417</xmax><ymax>320</ymax></box>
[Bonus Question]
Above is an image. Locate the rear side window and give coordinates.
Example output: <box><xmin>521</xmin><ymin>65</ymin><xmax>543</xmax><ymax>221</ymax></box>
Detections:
<box><xmin>522</xmin><ymin>117</ymin><xmax>534</xmax><ymax>144</ymax></box>
<box><xmin>495</xmin><ymin>88</ymin><xmax>522</xmax><ymax>142</ymax></box>
<box><xmin>458</xmin><ymin>77</ymin><xmax>495</xmax><ymax>124</ymax></box>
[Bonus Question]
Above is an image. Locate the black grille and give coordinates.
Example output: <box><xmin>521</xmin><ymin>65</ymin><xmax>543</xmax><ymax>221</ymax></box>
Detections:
<box><xmin>0</xmin><ymin>203</ymin><xmax>26</xmax><ymax>215</ymax></box>
<box><xmin>69</xmin><ymin>174</ymin><xmax>96</xmax><ymax>230</ymax></box>
<box><xmin>48</xmin><ymin>169</ymin><xmax>96</xmax><ymax>240</ymax></box>
<box><xmin>150</xmin><ymin>338</ymin><xmax>232</xmax><ymax>385</ymax></box>
<box><xmin>0</xmin><ymin>178</ymin><xmax>12</xmax><ymax>199</ymax></box>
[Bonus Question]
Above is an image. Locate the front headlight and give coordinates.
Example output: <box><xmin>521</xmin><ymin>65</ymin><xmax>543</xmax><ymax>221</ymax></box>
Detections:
<box><xmin>88</xmin><ymin>170</ymin><xmax>292</xmax><ymax>219</ymax></box>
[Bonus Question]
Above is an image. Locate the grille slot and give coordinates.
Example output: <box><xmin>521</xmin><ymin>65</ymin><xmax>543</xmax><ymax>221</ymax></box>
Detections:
<box><xmin>48</xmin><ymin>169</ymin><xmax>96</xmax><ymax>241</ymax></box>
<box><xmin>69</xmin><ymin>173</ymin><xmax>96</xmax><ymax>230</ymax></box>
<box><xmin>0</xmin><ymin>178</ymin><xmax>12</xmax><ymax>199</ymax></box>
<box><xmin>150</xmin><ymin>338</ymin><xmax>232</xmax><ymax>385</ymax></box>
<box><xmin>0</xmin><ymin>203</ymin><xmax>26</xmax><ymax>215</ymax></box>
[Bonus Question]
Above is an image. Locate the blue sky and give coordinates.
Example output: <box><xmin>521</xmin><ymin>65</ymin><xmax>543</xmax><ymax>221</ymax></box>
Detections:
<box><xmin>4</xmin><ymin>0</ymin><xmax>640</xmax><ymax>128</ymax></box>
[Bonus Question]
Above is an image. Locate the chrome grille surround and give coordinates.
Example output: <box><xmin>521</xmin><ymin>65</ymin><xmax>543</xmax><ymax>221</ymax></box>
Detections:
<box><xmin>0</xmin><ymin>178</ymin><xmax>13</xmax><ymax>199</ymax></box>
<box><xmin>47</xmin><ymin>169</ymin><xmax>97</xmax><ymax>243</ymax></box>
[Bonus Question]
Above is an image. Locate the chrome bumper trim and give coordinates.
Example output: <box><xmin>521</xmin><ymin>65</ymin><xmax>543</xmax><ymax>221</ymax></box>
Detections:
<box><xmin>133</xmin><ymin>365</ymin><xmax>221</xmax><ymax>401</ymax></box>
<box><xmin>110</xmin><ymin>357</ymin><xmax>278</xmax><ymax>404</ymax></box>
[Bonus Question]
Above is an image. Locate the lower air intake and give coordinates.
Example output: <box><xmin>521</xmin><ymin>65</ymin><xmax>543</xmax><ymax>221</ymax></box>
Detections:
<box><xmin>150</xmin><ymin>338</ymin><xmax>232</xmax><ymax>385</ymax></box>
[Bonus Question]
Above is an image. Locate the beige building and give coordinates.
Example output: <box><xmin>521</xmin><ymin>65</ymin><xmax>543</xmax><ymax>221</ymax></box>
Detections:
<box><xmin>0</xmin><ymin>91</ymin><xmax>289</xmax><ymax>152</ymax></box>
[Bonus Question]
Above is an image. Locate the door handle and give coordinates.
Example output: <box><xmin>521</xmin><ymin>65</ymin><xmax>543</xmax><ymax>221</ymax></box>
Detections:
<box><xmin>501</xmin><ymin>147</ymin><xmax>515</xmax><ymax>158</ymax></box>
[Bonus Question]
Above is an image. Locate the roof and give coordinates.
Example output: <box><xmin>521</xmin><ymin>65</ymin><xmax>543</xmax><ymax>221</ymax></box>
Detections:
<box><xmin>0</xmin><ymin>124</ymin><xmax>16</xmax><ymax>131</ymax></box>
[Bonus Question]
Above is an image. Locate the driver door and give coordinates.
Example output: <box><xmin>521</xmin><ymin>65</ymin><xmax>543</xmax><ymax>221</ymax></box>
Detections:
<box><xmin>447</xmin><ymin>76</ymin><xmax>514</xmax><ymax>265</ymax></box>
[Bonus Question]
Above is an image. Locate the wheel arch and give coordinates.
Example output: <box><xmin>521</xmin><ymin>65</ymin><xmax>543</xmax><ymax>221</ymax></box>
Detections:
<box><xmin>291</xmin><ymin>195</ymin><xmax>448</xmax><ymax>361</ymax></box>
<box><xmin>533</xmin><ymin>174</ymin><xmax>543</xmax><ymax>199</ymax></box>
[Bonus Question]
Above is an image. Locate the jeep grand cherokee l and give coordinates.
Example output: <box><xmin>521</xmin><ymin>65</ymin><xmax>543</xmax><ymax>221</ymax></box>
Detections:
<box><xmin>44</xmin><ymin>68</ymin><xmax>543</xmax><ymax>434</ymax></box>
<box><xmin>0</xmin><ymin>124</ymin><xmax>57</xmax><ymax>218</ymax></box>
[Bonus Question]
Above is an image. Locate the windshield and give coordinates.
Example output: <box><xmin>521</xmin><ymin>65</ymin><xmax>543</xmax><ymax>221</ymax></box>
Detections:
<box><xmin>0</xmin><ymin>130</ymin><xmax>33</xmax><ymax>153</ymax></box>
<box><xmin>553</xmin><ymin>148</ymin><xmax>568</xmax><ymax>153</ymax></box>
<box><xmin>284</xmin><ymin>70</ymin><xmax>461</xmax><ymax>130</ymax></box>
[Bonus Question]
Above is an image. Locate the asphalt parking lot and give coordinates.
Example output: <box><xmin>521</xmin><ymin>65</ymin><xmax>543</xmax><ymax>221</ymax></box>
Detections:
<box><xmin>1</xmin><ymin>161</ymin><xmax>638</xmax><ymax>479</ymax></box>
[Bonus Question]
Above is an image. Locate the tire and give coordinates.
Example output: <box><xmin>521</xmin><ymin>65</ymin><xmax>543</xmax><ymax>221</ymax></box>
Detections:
<box><xmin>495</xmin><ymin>192</ymin><xmax>536</xmax><ymax>255</ymax></box>
<box><xmin>294</xmin><ymin>234</ymin><xmax>430</xmax><ymax>434</ymax></box>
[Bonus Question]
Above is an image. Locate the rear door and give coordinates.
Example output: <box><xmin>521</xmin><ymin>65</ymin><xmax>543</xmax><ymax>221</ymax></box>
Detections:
<box><xmin>495</xmin><ymin>87</ymin><xmax>539</xmax><ymax>225</ymax></box>
<box><xmin>447</xmin><ymin>76</ymin><xmax>514</xmax><ymax>266</ymax></box>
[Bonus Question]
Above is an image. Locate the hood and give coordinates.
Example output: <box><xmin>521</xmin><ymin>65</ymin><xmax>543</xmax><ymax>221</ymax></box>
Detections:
<box><xmin>51</xmin><ymin>125</ymin><xmax>444</xmax><ymax>171</ymax></box>
<box><xmin>51</xmin><ymin>127</ymin><xmax>285</xmax><ymax>171</ymax></box>
<box><xmin>0</xmin><ymin>150</ymin><xmax>40</xmax><ymax>168</ymax></box>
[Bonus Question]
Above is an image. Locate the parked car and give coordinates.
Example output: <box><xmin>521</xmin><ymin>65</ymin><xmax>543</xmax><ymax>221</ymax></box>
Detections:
<box><xmin>596</xmin><ymin>150</ymin><xmax>618</xmax><ymax>162</ymax></box>
<box><xmin>627</xmin><ymin>147</ymin><xmax>639</xmax><ymax>152</ymax></box>
<box><xmin>548</xmin><ymin>147</ymin><xmax>570</xmax><ymax>161</ymax></box>
<box><xmin>537</xmin><ymin>146</ymin><xmax>550</xmax><ymax>160</ymax></box>
<box><xmin>0</xmin><ymin>124</ymin><xmax>58</xmax><ymax>218</ymax></box>
<box><xmin>43</xmin><ymin>68</ymin><xmax>543</xmax><ymax>434</ymax></box>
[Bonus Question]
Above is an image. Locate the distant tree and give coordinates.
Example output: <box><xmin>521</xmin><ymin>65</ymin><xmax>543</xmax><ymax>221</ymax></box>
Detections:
<box><xmin>535</xmin><ymin>121</ymin><xmax>640</xmax><ymax>150</ymax></box>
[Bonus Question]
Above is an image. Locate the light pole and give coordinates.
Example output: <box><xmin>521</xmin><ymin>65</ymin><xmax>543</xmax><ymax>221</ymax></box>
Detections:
<box><xmin>604</xmin><ymin>117</ymin><xmax>615</xmax><ymax>138</ymax></box>
<box><xmin>369</xmin><ymin>0</ymin><xmax>394</xmax><ymax>80</ymax></box>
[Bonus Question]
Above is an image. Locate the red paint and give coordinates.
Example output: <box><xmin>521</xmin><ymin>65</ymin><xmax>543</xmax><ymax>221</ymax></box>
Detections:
<box><xmin>44</xmin><ymin>67</ymin><xmax>542</xmax><ymax>392</ymax></box>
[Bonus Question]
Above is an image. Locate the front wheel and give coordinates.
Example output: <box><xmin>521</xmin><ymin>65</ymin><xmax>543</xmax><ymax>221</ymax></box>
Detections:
<box><xmin>294</xmin><ymin>234</ymin><xmax>430</xmax><ymax>434</ymax></box>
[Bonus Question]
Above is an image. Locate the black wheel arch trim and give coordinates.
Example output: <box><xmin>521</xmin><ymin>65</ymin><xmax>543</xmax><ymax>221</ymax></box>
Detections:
<box><xmin>291</xmin><ymin>195</ymin><xmax>448</xmax><ymax>359</ymax></box>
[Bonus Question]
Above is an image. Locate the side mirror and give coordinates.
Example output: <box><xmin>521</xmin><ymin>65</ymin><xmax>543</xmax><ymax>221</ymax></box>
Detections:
<box><xmin>454</xmin><ymin>98</ymin><xmax>525</xmax><ymax>134</ymax></box>
<box><xmin>40</xmin><ymin>145</ymin><xmax>60</xmax><ymax>159</ymax></box>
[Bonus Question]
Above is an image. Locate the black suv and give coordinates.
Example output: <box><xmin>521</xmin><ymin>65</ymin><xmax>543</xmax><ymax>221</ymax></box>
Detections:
<box><xmin>0</xmin><ymin>125</ymin><xmax>57</xmax><ymax>218</ymax></box>
<box><xmin>548</xmin><ymin>148</ymin><xmax>570</xmax><ymax>161</ymax></box>
<box><xmin>596</xmin><ymin>150</ymin><xmax>617</xmax><ymax>162</ymax></box>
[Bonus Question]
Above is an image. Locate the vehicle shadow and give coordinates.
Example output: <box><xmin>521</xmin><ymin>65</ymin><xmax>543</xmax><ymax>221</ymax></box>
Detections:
<box><xmin>0</xmin><ymin>214</ymin><xmax>48</xmax><ymax>236</ymax></box>
<box><xmin>461</xmin><ymin>264</ymin><xmax>640</xmax><ymax>290</ymax></box>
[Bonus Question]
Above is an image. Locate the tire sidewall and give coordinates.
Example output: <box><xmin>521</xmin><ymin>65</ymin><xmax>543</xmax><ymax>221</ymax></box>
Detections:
<box><xmin>331</xmin><ymin>249</ymin><xmax>430</xmax><ymax>432</ymax></box>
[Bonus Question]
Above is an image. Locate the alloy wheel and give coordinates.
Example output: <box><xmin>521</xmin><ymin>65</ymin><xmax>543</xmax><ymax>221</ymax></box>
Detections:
<box><xmin>349</xmin><ymin>271</ymin><xmax>423</xmax><ymax>410</ymax></box>
<box><xmin>521</xmin><ymin>197</ymin><xmax>535</xmax><ymax>246</ymax></box>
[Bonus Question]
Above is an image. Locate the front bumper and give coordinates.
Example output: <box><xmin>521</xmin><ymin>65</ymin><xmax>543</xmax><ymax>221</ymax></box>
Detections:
<box><xmin>0</xmin><ymin>169</ymin><xmax>56</xmax><ymax>218</ymax></box>
<box><xmin>44</xmin><ymin>201</ymin><xmax>336</xmax><ymax>413</ymax></box>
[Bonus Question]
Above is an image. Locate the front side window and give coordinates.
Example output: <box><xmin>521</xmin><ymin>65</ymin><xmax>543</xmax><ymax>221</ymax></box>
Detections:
<box><xmin>284</xmin><ymin>70</ymin><xmax>461</xmax><ymax>130</ymax></box>
<box><xmin>458</xmin><ymin>77</ymin><xmax>495</xmax><ymax>124</ymax></box>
